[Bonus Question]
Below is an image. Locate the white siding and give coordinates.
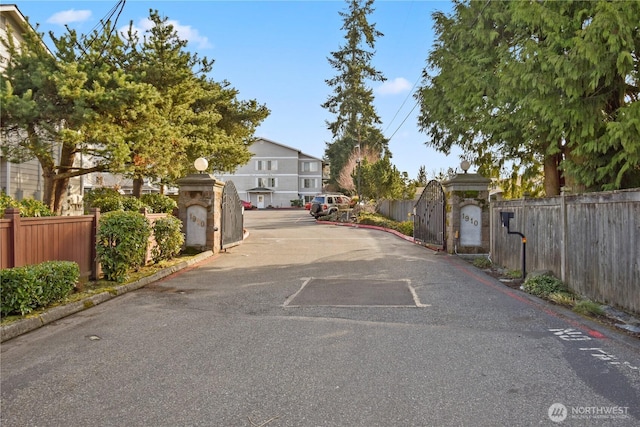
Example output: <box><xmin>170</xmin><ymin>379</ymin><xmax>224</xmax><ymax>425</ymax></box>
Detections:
<box><xmin>218</xmin><ymin>138</ymin><xmax>324</xmax><ymax>208</ymax></box>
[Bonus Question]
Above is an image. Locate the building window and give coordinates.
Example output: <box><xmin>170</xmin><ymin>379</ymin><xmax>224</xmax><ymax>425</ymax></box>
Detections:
<box><xmin>302</xmin><ymin>161</ymin><xmax>318</xmax><ymax>172</ymax></box>
<box><xmin>301</xmin><ymin>178</ymin><xmax>317</xmax><ymax>189</ymax></box>
<box><xmin>257</xmin><ymin>177</ymin><xmax>276</xmax><ymax>187</ymax></box>
<box><xmin>256</xmin><ymin>160</ymin><xmax>277</xmax><ymax>171</ymax></box>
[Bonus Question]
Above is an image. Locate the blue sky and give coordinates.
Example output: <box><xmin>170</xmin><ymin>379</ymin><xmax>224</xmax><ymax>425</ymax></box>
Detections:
<box><xmin>14</xmin><ymin>0</ymin><xmax>463</xmax><ymax>180</ymax></box>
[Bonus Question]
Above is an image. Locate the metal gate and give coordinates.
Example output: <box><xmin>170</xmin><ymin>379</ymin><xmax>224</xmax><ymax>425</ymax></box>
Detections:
<box><xmin>221</xmin><ymin>181</ymin><xmax>244</xmax><ymax>249</ymax></box>
<box><xmin>413</xmin><ymin>180</ymin><xmax>446</xmax><ymax>249</ymax></box>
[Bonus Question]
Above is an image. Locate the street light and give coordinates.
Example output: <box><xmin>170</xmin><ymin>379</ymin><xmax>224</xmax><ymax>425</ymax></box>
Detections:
<box><xmin>460</xmin><ymin>159</ymin><xmax>470</xmax><ymax>174</ymax></box>
<box><xmin>194</xmin><ymin>157</ymin><xmax>208</xmax><ymax>173</ymax></box>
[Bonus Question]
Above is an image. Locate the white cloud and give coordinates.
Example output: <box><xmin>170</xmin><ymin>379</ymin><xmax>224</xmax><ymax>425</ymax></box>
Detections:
<box><xmin>47</xmin><ymin>10</ymin><xmax>92</xmax><ymax>25</ymax></box>
<box><xmin>376</xmin><ymin>77</ymin><xmax>412</xmax><ymax>95</ymax></box>
<box><xmin>123</xmin><ymin>18</ymin><xmax>212</xmax><ymax>50</ymax></box>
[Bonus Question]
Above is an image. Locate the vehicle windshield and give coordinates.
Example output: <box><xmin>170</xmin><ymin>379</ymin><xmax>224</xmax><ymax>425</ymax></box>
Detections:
<box><xmin>312</xmin><ymin>196</ymin><xmax>325</xmax><ymax>203</ymax></box>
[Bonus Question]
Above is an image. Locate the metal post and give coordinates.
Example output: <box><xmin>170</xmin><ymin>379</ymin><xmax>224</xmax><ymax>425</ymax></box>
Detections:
<box><xmin>500</xmin><ymin>211</ymin><xmax>527</xmax><ymax>279</ymax></box>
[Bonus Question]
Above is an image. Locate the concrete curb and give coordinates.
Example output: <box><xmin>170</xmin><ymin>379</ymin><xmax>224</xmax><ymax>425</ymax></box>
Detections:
<box><xmin>1</xmin><ymin>250</ymin><xmax>216</xmax><ymax>343</ymax></box>
<box><xmin>316</xmin><ymin>220</ymin><xmax>432</xmax><ymax>246</ymax></box>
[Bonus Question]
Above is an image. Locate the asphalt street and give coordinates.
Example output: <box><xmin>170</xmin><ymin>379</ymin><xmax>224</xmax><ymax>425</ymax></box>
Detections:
<box><xmin>1</xmin><ymin>209</ymin><xmax>639</xmax><ymax>426</ymax></box>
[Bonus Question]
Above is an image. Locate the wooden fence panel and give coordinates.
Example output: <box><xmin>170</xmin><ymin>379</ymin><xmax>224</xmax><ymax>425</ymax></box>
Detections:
<box><xmin>1</xmin><ymin>209</ymin><xmax>97</xmax><ymax>279</ymax></box>
<box><xmin>0</xmin><ymin>220</ymin><xmax>11</xmax><ymax>268</ymax></box>
<box><xmin>0</xmin><ymin>209</ymin><xmax>169</xmax><ymax>280</ymax></box>
<box><xmin>378</xmin><ymin>199</ymin><xmax>414</xmax><ymax>223</ymax></box>
<box><xmin>491</xmin><ymin>189</ymin><xmax>640</xmax><ymax>315</ymax></box>
<box><xmin>564</xmin><ymin>193</ymin><xmax>639</xmax><ymax>313</ymax></box>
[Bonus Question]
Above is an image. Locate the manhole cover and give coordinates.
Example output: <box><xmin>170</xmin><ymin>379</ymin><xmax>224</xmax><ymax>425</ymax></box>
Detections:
<box><xmin>285</xmin><ymin>278</ymin><xmax>425</xmax><ymax>307</ymax></box>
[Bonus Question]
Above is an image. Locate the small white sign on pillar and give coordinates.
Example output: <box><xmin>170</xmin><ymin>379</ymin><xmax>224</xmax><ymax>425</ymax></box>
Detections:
<box><xmin>186</xmin><ymin>205</ymin><xmax>207</xmax><ymax>247</ymax></box>
<box><xmin>460</xmin><ymin>204</ymin><xmax>482</xmax><ymax>246</ymax></box>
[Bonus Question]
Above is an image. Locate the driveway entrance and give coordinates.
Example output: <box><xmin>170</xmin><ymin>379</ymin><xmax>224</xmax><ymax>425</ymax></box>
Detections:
<box><xmin>2</xmin><ymin>210</ymin><xmax>638</xmax><ymax>427</ymax></box>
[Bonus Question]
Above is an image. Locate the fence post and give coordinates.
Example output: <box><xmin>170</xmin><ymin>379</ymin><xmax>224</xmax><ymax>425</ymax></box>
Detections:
<box><xmin>90</xmin><ymin>208</ymin><xmax>101</xmax><ymax>280</ymax></box>
<box><xmin>140</xmin><ymin>207</ymin><xmax>152</xmax><ymax>265</ymax></box>
<box><xmin>6</xmin><ymin>208</ymin><xmax>21</xmax><ymax>268</ymax></box>
<box><xmin>560</xmin><ymin>190</ymin><xmax>567</xmax><ymax>283</ymax></box>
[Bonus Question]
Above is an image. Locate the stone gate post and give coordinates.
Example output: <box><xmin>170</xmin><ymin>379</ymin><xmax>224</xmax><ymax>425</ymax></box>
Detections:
<box><xmin>442</xmin><ymin>171</ymin><xmax>491</xmax><ymax>254</ymax></box>
<box><xmin>176</xmin><ymin>172</ymin><xmax>224</xmax><ymax>253</ymax></box>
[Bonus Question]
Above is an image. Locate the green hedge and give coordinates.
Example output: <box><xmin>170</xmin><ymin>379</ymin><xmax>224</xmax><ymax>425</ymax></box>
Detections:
<box><xmin>96</xmin><ymin>211</ymin><xmax>151</xmax><ymax>282</ymax></box>
<box><xmin>0</xmin><ymin>261</ymin><xmax>79</xmax><ymax>316</ymax></box>
<box><xmin>141</xmin><ymin>193</ymin><xmax>177</xmax><ymax>214</ymax></box>
<box><xmin>152</xmin><ymin>216</ymin><xmax>185</xmax><ymax>263</ymax></box>
<box><xmin>522</xmin><ymin>274</ymin><xmax>567</xmax><ymax>297</ymax></box>
<box><xmin>358</xmin><ymin>213</ymin><xmax>413</xmax><ymax>236</ymax></box>
<box><xmin>0</xmin><ymin>191</ymin><xmax>55</xmax><ymax>218</ymax></box>
<box><xmin>85</xmin><ymin>189</ymin><xmax>176</xmax><ymax>214</ymax></box>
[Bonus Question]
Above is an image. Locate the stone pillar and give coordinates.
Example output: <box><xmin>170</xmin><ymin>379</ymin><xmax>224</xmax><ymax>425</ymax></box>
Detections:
<box><xmin>176</xmin><ymin>173</ymin><xmax>224</xmax><ymax>253</ymax></box>
<box><xmin>442</xmin><ymin>172</ymin><xmax>491</xmax><ymax>254</ymax></box>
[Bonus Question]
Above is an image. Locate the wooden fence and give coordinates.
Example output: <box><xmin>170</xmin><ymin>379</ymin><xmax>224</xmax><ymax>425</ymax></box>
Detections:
<box><xmin>377</xmin><ymin>199</ymin><xmax>414</xmax><ymax>223</ymax></box>
<box><xmin>490</xmin><ymin>189</ymin><xmax>640</xmax><ymax>315</ymax></box>
<box><xmin>0</xmin><ymin>208</ymin><xmax>168</xmax><ymax>280</ymax></box>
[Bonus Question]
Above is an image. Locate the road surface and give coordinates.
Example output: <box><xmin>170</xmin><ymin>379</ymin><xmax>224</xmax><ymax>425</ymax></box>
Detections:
<box><xmin>2</xmin><ymin>210</ymin><xmax>639</xmax><ymax>426</ymax></box>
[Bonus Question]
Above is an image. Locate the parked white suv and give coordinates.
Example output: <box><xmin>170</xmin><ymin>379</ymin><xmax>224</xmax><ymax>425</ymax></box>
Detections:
<box><xmin>309</xmin><ymin>194</ymin><xmax>351</xmax><ymax>218</ymax></box>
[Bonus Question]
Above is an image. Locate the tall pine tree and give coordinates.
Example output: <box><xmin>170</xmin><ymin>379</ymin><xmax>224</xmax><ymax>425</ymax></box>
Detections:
<box><xmin>121</xmin><ymin>10</ymin><xmax>269</xmax><ymax>196</ymax></box>
<box><xmin>322</xmin><ymin>0</ymin><xmax>388</xmax><ymax>191</ymax></box>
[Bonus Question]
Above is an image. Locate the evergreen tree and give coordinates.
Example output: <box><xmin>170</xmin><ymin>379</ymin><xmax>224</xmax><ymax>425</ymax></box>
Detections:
<box><xmin>1</xmin><ymin>19</ymin><xmax>154</xmax><ymax>213</ymax></box>
<box><xmin>415</xmin><ymin>166</ymin><xmax>428</xmax><ymax>186</ymax></box>
<box><xmin>323</xmin><ymin>0</ymin><xmax>388</xmax><ymax>189</ymax></box>
<box><xmin>358</xmin><ymin>153</ymin><xmax>415</xmax><ymax>201</ymax></box>
<box><xmin>416</xmin><ymin>0</ymin><xmax>640</xmax><ymax>195</ymax></box>
<box><xmin>1</xmin><ymin>9</ymin><xmax>270</xmax><ymax>207</ymax></box>
<box><xmin>121</xmin><ymin>11</ymin><xmax>269</xmax><ymax>195</ymax></box>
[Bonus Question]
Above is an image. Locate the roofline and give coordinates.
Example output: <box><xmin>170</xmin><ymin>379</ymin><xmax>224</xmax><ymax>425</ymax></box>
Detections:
<box><xmin>1</xmin><ymin>4</ymin><xmax>54</xmax><ymax>57</ymax></box>
<box><xmin>253</xmin><ymin>137</ymin><xmax>324</xmax><ymax>163</ymax></box>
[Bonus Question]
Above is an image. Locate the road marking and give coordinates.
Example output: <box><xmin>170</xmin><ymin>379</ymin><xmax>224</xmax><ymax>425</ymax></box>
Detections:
<box><xmin>548</xmin><ymin>328</ymin><xmax>592</xmax><ymax>341</ymax></box>
<box><xmin>579</xmin><ymin>347</ymin><xmax>640</xmax><ymax>372</ymax></box>
<box><xmin>408</xmin><ymin>283</ymin><xmax>430</xmax><ymax>307</ymax></box>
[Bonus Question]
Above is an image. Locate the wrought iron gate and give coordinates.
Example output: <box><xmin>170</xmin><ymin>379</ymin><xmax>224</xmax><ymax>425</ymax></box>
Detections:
<box><xmin>221</xmin><ymin>181</ymin><xmax>244</xmax><ymax>249</ymax></box>
<box><xmin>413</xmin><ymin>180</ymin><xmax>446</xmax><ymax>249</ymax></box>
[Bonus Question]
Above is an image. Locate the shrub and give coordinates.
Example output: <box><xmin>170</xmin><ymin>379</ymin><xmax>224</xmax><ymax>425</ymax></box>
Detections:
<box><xmin>0</xmin><ymin>191</ymin><xmax>16</xmax><ymax>215</ymax></box>
<box><xmin>549</xmin><ymin>292</ymin><xmax>575</xmax><ymax>307</ymax></box>
<box><xmin>573</xmin><ymin>300</ymin><xmax>604</xmax><ymax>316</ymax></box>
<box><xmin>152</xmin><ymin>216</ymin><xmax>185</xmax><ymax>263</ymax></box>
<box><xmin>290</xmin><ymin>199</ymin><xmax>303</xmax><ymax>207</ymax></box>
<box><xmin>0</xmin><ymin>192</ymin><xmax>54</xmax><ymax>218</ymax></box>
<box><xmin>96</xmin><ymin>211</ymin><xmax>151</xmax><ymax>282</ymax></box>
<box><xmin>90</xmin><ymin>194</ymin><xmax>124</xmax><ymax>213</ymax></box>
<box><xmin>19</xmin><ymin>198</ymin><xmax>55</xmax><ymax>217</ymax></box>
<box><xmin>122</xmin><ymin>196</ymin><xmax>145</xmax><ymax>212</ymax></box>
<box><xmin>472</xmin><ymin>257</ymin><xmax>492</xmax><ymax>269</ymax></box>
<box><xmin>357</xmin><ymin>212</ymin><xmax>413</xmax><ymax>236</ymax></box>
<box><xmin>141</xmin><ymin>193</ymin><xmax>177</xmax><ymax>214</ymax></box>
<box><xmin>0</xmin><ymin>261</ymin><xmax>78</xmax><ymax>316</ymax></box>
<box><xmin>396</xmin><ymin>220</ymin><xmax>413</xmax><ymax>237</ymax></box>
<box><xmin>85</xmin><ymin>187</ymin><xmax>123</xmax><ymax>213</ymax></box>
<box><xmin>84</xmin><ymin>187</ymin><xmax>120</xmax><ymax>205</ymax></box>
<box><xmin>522</xmin><ymin>274</ymin><xmax>567</xmax><ymax>297</ymax></box>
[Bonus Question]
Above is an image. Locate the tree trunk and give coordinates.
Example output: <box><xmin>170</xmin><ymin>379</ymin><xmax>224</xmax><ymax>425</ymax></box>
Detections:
<box><xmin>133</xmin><ymin>177</ymin><xmax>144</xmax><ymax>198</ymax></box>
<box><xmin>41</xmin><ymin>166</ymin><xmax>55</xmax><ymax>210</ymax></box>
<box><xmin>563</xmin><ymin>147</ymin><xmax>587</xmax><ymax>194</ymax></box>
<box><xmin>51</xmin><ymin>144</ymin><xmax>77</xmax><ymax>214</ymax></box>
<box><xmin>543</xmin><ymin>153</ymin><xmax>562</xmax><ymax>197</ymax></box>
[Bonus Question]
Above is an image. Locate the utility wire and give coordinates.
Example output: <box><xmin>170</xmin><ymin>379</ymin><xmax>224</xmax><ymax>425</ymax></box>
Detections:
<box><xmin>74</xmin><ymin>0</ymin><xmax>126</xmax><ymax>58</ymax></box>
<box><xmin>384</xmin><ymin>0</ymin><xmax>491</xmax><ymax>144</ymax></box>
<box><xmin>386</xmin><ymin>99</ymin><xmax>418</xmax><ymax>142</ymax></box>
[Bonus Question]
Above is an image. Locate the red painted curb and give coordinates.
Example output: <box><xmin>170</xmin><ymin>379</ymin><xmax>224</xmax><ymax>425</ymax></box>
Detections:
<box><xmin>315</xmin><ymin>220</ymin><xmax>439</xmax><ymax>249</ymax></box>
